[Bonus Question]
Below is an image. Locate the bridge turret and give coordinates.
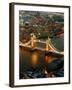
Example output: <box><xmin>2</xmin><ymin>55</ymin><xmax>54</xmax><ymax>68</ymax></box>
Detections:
<box><xmin>30</xmin><ymin>33</ymin><xmax>36</xmax><ymax>48</ymax></box>
<box><xmin>45</xmin><ymin>37</ymin><xmax>51</xmax><ymax>51</ymax></box>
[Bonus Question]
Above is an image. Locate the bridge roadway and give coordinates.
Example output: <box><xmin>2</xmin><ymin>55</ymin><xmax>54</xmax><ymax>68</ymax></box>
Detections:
<box><xmin>19</xmin><ymin>39</ymin><xmax>64</xmax><ymax>56</ymax></box>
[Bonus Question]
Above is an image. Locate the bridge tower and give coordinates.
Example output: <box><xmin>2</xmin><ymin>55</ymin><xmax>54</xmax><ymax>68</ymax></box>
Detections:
<box><xmin>30</xmin><ymin>33</ymin><xmax>36</xmax><ymax>48</ymax></box>
<box><xmin>45</xmin><ymin>37</ymin><xmax>51</xmax><ymax>51</ymax></box>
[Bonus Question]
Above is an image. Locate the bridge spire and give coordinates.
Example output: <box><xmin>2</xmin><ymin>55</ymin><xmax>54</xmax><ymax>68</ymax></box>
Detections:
<box><xmin>45</xmin><ymin>36</ymin><xmax>51</xmax><ymax>51</ymax></box>
<box><xmin>30</xmin><ymin>33</ymin><xmax>36</xmax><ymax>48</ymax></box>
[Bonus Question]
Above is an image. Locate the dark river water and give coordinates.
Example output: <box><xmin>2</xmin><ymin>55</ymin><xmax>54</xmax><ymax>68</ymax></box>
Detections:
<box><xmin>19</xmin><ymin>37</ymin><xmax>64</xmax><ymax>79</ymax></box>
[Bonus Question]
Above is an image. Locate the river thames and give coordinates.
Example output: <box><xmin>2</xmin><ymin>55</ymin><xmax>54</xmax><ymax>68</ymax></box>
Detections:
<box><xmin>19</xmin><ymin>37</ymin><xmax>64</xmax><ymax>79</ymax></box>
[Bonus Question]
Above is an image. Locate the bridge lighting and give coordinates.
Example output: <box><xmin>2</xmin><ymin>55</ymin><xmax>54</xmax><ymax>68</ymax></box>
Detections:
<box><xmin>31</xmin><ymin>37</ymin><xmax>34</xmax><ymax>47</ymax></box>
<box><xmin>45</xmin><ymin>41</ymin><xmax>49</xmax><ymax>51</ymax></box>
<box><xmin>45</xmin><ymin>37</ymin><xmax>50</xmax><ymax>51</ymax></box>
<box><xmin>30</xmin><ymin>33</ymin><xmax>36</xmax><ymax>48</ymax></box>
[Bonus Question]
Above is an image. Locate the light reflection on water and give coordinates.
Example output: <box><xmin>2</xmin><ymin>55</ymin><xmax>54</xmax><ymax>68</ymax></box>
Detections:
<box><xmin>19</xmin><ymin>46</ymin><xmax>64</xmax><ymax>79</ymax></box>
<box><xmin>19</xmin><ymin>47</ymin><xmax>55</xmax><ymax>73</ymax></box>
<box><xmin>31</xmin><ymin>52</ymin><xmax>38</xmax><ymax>66</ymax></box>
<box><xmin>19</xmin><ymin>37</ymin><xmax>64</xmax><ymax>78</ymax></box>
<box><xmin>45</xmin><ymin>56</ymin><xmax>53</xmax><ymax>63</ymax></box>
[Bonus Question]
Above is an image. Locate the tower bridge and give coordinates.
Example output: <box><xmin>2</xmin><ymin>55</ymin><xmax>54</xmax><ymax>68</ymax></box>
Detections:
<box><xmin>19</xmin><ymin>33</ymin><xmax>64</xmax><ymax>56</ymax></box>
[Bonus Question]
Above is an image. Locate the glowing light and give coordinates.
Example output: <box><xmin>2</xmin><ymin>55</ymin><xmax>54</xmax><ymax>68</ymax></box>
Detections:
<box><xmin>45</xmin><ymin>45</ymin><xmax>49</xmax><ymax>51</ymax></box>
<box><xmin>31</xmin><ymin>52</ymin><xmax>38</xmax><ymax>66</ymax></box>
<box><xmin>31</xmin><ymin>37</ymin><xmax>34</xmax><ymax>47</ymax></box>
<box><xmin>44</xmin><ymin>56</ymin><xmax>53</xmax><ymax>63</ymax></box>
<box><xmin>45</xmin><ymin>37</ymin><xmax>51</xmax><ymax>51</ymax></box>
<box><xmin>30</xmin><ymin>33</ymin><xmax>36</xmax><ymax>48</ymax></box>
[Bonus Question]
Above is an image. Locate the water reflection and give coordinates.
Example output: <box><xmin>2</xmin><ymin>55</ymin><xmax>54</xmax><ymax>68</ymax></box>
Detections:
<box><xmin>31</xmin><ymin>52</ymin><xmax>38</xmax><ymax>66</ymax></box>
<box><xmin>20</xmin><ymin>47</ymin><xmax>64</xmax><ymax>79</ymax></box>
<box><xmin>44</xmin><ymin>55</ymin><xmax>56</xmax><ymax>63</ymax></box>
<box><xmin>45</xmin><ymin>56</ymin><xmax>52</xmax><ymax>63</ymax></box>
